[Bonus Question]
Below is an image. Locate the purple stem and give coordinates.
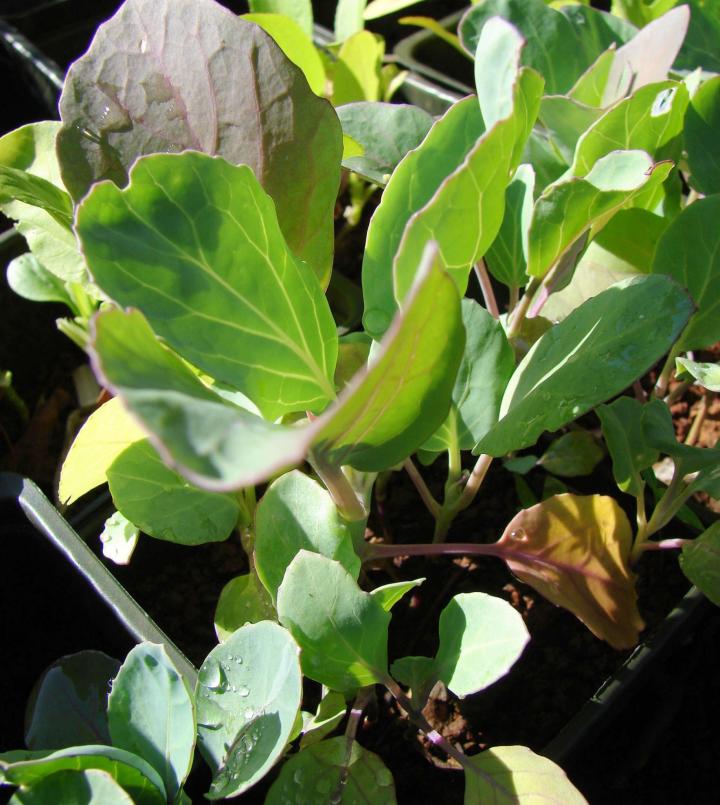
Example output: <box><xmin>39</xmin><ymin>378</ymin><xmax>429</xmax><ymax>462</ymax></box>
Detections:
<box><xmin>638</xmin><ymin>538</ymin><xmax>690</xmax><ymax>552</ymax></box>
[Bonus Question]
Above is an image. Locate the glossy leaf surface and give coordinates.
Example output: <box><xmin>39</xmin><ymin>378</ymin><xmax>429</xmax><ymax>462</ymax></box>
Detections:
<box><xmin>78</xmin><ymin>152</ymin><xmax>337</xmax><ymax>420</ymax></box>
<box><xmin>362</xmin><ymin>97</ymin><xmax>484</xmax><ymax>338</ymax></box>
<box><xmin>277</xmin><ymin>551</ymin><xmax>390</xmax><ymax>691</ymax></box>
<box><xmin>214</xmin><ymin>573</ymin><xmax>277</xmax><ymax>642</ymax></box>
<box><xmin>651</xmin><ymin>194</ymin><xmax>720</xmax><ymax>352</ymax></box>
<box><xmin>90</xmin><ymin>308</ymin><xmax>315</xmax><ymax>492</ymax></box>
<box><xmin>254</xmin><ymin>470</ymin><xmax>363</xmax><ymax>601</ymax></box>
<box><xmin>58</xmin><ymin>0</ymin><xmax>341</xmax><ymax>281</ymax></box>
<box><xmin>337</xmin><ymin>102</ymin><xmax>433</xmax><ymax>184</ymax></box>
<box><xmin>59</xmin><ymin>397</ymin><xmax>146</xmax><ymax>506</ymax></box>
<box><xmin>497</xmin><ymin>494</ymin><xmax>643</xmax><ymax>648</ymax></box>
<box><xmin>107</xmin><ymin>439</ymin><xmax>240</xmax><ymax>545</ymax></box>
<box><xmin>464</xmin><ymin>746</ymin><xmax>587</xmax><ymax>804</ymax></box>
<box><xmin>266</xmin><ymin>737</ymin><xmax>397</xmax><ymax>804</ymax></box>
<box><xmin>25</xmin><ymin>651</ymin><xmax>120</xmax><ymax>751</ymax></box>
<box><xmin>475</xmin><ymin>275</ymin><xmax>693</xmax><ymax>457</ymax></box>
<box><xmin>435</xmin><ymin>593</ymin><xmax>529</xmax><ymax>698</ymax></box>
<box><xmin>0</xmin><ymin>747</ymin><xmax>165</xmax><ymax>805</ymax></box>
<box><xmin>108</xmin><ymin>644</ymin><xmax>195</xmax><ymax>801</ymax></box>
<box><xmin>196</xmin><ymin>622</ymin><xmax>302</xmax><ymax>799</ymax></box>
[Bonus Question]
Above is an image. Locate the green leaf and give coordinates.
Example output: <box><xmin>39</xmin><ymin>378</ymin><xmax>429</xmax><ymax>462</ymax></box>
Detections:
<box><xmin>314</xmin><ymin>244</ymin><xmax>464</xmax><ymax>471</ymax></box>
<box><xmin>463</xmin><ymin>746</ymin><xmax>586</xmax><ymax>805</ymax></box>
<box><xmin>597</xmin><ymin>397</ymin><xmax>659</xmax><ymax>497</ymax></box>
<box><xmin>299</xmin><ymin>692</ymin><xmax>348</xmax><ymax>749</ymax></box>
<box><xmin>538</xmin><ymin>96</ymin><xmax>604</xmax><ymax>166</ymax></box>
<box><xmin>332</xmin><ymin>31</ymin><xmax>384</xmax><ymax>104</ymax></box>
<box><xmin>485</xmin><ymin>164</ymin><xmax>535</xmax><ymax>290</ymax></box>
<box><xmin>422</xmin><ymin>300</ymin><xmax>515</xmax><ymax>453</ymax></box>
<box><xmin>107</xmin><ymin>439</ymin><xmax>240</xmax><ymax>546</ymax></box>
<box><xmin>685</xmin><ymin>76</ymin><xmax>720</xmax><ymax>195</ymax></box>
<box><xmin>522</xmin><ymin>130</ymin><xmax>567</xmax><ymax>193</ymax></box>
<box><xmin>434</xmin><ymin>593</ymin><xmax>529</xmax><ymax>698</ymax></box>
<box><xmin>99</xmin><ymin>511</ymin><xmax>140</xmax><ymax>565</ymax></box>
<box><xmin>365</xmin><ymin>0</ymin><xmax>422</xmax><ymax>19</ymax></box>
<box><xmin>474</xmin><ymin>16</ymin><xmax>525</xmax><ymax>129</ymax></box>
<box><xmin>460</xmin><ymin>0</ymin><xmax>595</xmax><ymax>94</ymax></box>
<box><xmin>58</xmin><ymin>0</ymin><xmax>341</xmax><ymax>283</ymax></box>
<box><xmin>675</xmin><ymin>0</ymin><xmax>720</xmax><ymax>73</ymax></box>
<box><xmin>389</xmin><ymin>656</ymin><xmax>436</xmax><ymax>699</ymax></box>
<box><xmin>592</xmin><ymin>208</ymin><xmax>669</xmax><ymax>273</ymax></box>
<box><xmin>571</xmin><ymin>81</ymin><xmax>689</xmax><ymax>176</ymax></box>
<box><xmin>89</xmin><ymin>308</ymin><xmax>316</xmax><ymax>490</ymax></box>
<box><xmin>334</xmin><ymin>0</ymin><xmax>367</xmax><ymax>42</ymax></box>
<box><xmin>370</xmin><ymin>578</ymin><xmax>424</xmax><ymax>611</ymax></box>
<box><xmin>0</xmin><ymin>166</ymin><xmax>73</xmax><ymax>228</ymax></box>
<box><xmin>6</xmin><ymin>253</ymin><xmax>74</xmax><ymax>307</ymax></box>
<box><xmin>334</xmin><ymin>333</ymin><xmax>371</xmax><ymax>391</ymax></box>
<box><xmin>676</xmin><ymin>358</ymin><xmax>720</xmax><ymax>393</ymax></box>
<box><xmin>277</xmin><ymin>551</ymin><xmax>390</xmax><ymax>691</ymax></box>
<box><xmin>58</xmin><ymin>397</ymin><xmax>147</xmax><ymax>506</ymax></box>
<box><xmin>498</xmin><ymin>494</ymin><xmax>642</xmax><ymax>648</ymax></box>
<box><xmin>337</xmin><ymin>102</ymin><xmax>433</xmax><ymax>184</ymax></box>
<box><xmin>196</xmin><ymin>622</ymin><xmax>302</xmax><ymax>799</ymax></box>
<box><xmin>362</xmin><ymin>96</ymin><xmax>484</xmax><ymax>338</ymax></box>
<box><xmin>214</xmin><ymin>573</ymin><xmax>277</xmax><ymax>642</ymax></box>
<box><xmin>392</xmin><ymin>59</ymin><xmax>543</xmax><ymax>306</ymax></box>
<box><xmin>243</xmin><ymin>13</ymin><xmax>324</xmax><ymax>95</ymax></box>
<box><xmin>0</xmin><ymin>747</ymin><xmax>165</xmax><ymax>805</ymax></box>
<box><xmin>568</xmin><ymin>48</ymin><xmax>616</xmax><ymax>108</ymax></box>
<box><xmin>527</xmin><ymin>150</ymin><xmax>671</xmax><ymax>279</ymax></box>
<box><xmin>78</xmin><ymin>151</ymin><xmax>337</xmax><ymax>420</ymax></box>
<box><xmin>24</xmin><ymin>651</ymin><xmax>120</xmax><ymax>751</ymax></box>
<box><xmin>266</xmin><ymin>737</ymin><xmax>397</xmax><ymax>804</ymax></box>
<box><xmin>254</xmin><ymin>470</ymin><xmax>363</xmax><ymax>601</ymax></box>
<box><xmin>641</xmin><ymin>399</ymin><xmax>720</xmax><ymax>474</ymax></box>
<box><xmin>9</xmin><ymin>769</ymin><xmax>135</xmax><ymax>804</ymax></box>
<box><xmin>108</xmin><ymin>644</ymin><xmax>195</xmax><ymax>801</ymax></box>
<box><xmin>476</xmin><ymin>275</ymin><xmax>693</xmax><ymax>457</ymax></box>
<box><xmin>0</xmin><ymin>122</ymin><xmax>86</xmax><ymax>284</ymax></box>
<box><xmin>680</xmin><ymin>523</ymin><xmax>720</xmax><ymax>606</ymax></box>
<box><xmin>248</xmin><ymin>0</ymin><xmax>313</xmax><ymax>38</ymax></box>
<box><xmin>538</xmin><ymin>431</ymin><xmax>604</xmax><ymax>478</ymax></box>
<box><xmin>651</xmin><ymin>194</ymin><xmax>720</xmax><ymax>352</ymax></box>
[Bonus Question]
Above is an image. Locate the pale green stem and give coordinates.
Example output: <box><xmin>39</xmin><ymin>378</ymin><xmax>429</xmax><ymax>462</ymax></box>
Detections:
<box><xmin>508</xmin><ymin>284</ymin><xmax>520</xmax><ymax>313</ymax></box>
<box><xmin>433</xmin><ymin>454</ymin><xmax>493</xmax><ymax>544</ymax></box>
<box><xmin>654</xmin><ymin>343</ymin><xmax>682</xmax><ymax>399</ymax></box>
<box><xmin>685</xmin><ymin>390</ymin><xmax>710</xmax><ymax>446</ymax></box>
<box><xmin>404</xmin><ymin>458</ymin><xmax>440</xmax><ymax>518</ymax></box>
<box><xmin>309</xmin><ymin>451</ymin><xmax>368</xmax><ymax>522</ymax></box>
<box><xmin>506</xmin><ymin>277</ymin><xmax>540</xmax><ymax>340</ymax></box>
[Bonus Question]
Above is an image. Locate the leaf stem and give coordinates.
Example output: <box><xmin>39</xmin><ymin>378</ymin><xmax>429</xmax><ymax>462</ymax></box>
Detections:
<box><xmin>309</xmin><ymin>451</ymin><xmax>368</xmax><ymax>522</ymax></box>
<box><xmin>506</xmin><ymin>277</ymin><xmax>540</xmax><ymax>340</ymax></box>
<box><xmin>685</xmin><ymin>389</ymin><xmax>710</xmax><ymax>446</ymax></box>
<box><xmin>473</xmin><ymin>260</ymin><xmax>500</xmax><ymax>319</ymax></box>
<box><xmin>433</xmin><ymin>454</ymin><xmax>494</xmax><ymax>543</ymax></box>
<box><xmin>381</xmin><ymin>675</ymin><xmax>470</xmax><ymax>770</ymax></box>
<box><xmin>654</xmin><ymin>343</ymin><xmax>682</xmax><ymax>399</ymax></box>
<box><xmin>366</xmin><ymin>541</ymin><xmax>501</xmax><ymax>562</ymax></box>
<box><xmin>404</xmin><ymin>458</ymin><xmax>441</xmax><ymax>517</ymax></box>
<box><xmin>637</xmin><ymin>538</ymin><xmax>690</xmax><ymax>552</ymax></box>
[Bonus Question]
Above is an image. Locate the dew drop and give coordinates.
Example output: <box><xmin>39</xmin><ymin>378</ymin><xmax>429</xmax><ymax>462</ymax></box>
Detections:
<box><xmin>244</xmin><ymin>708</ymin><xmax>255</xmax><ymax>720</ymax></box>
<box><xmin>509</xmin><ymin>528</ymin><xmax>528</xmax><ymax>542</ymax></box>
<box><xmin>293</xmin><ymin>769</ymin><xmax>305</xmax><ymax>785</ymax></box>
<box><xmin>237</xmin><ymin>685</ymin><xmax>250</xmax><ymax>698</ymax></box>
<box><xmin>202</xmin><ymin>663</ymin><xmax>222</xmax><ymax>690</ymax></box>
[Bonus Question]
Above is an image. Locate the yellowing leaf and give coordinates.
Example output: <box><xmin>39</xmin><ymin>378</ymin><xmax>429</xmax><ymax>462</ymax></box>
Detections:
<box><xmin>496</xmin><ymin>494</ymin><xmax>643</xmax><ymax>649</ymax></box>
<box><xmin>58</xmin><ymin>397</ymin><xmax>146</xmax><ymax>505</ymax></box>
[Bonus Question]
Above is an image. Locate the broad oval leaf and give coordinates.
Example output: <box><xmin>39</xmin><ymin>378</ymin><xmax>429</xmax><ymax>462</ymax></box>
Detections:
<box><xmin>9</xmin><ymin>768</ymin><xmax>134</xmax><ymax>804</ymax></box>
<box><xmin>651</xmin><ymin>194</ymin><xmax>720</xmax><ymax>352</ymax></box>
<box><xmin>77</xmin><ymin>151</ymin><xmax>338</xmax><ymax>420</ymax></box>
<box><xmin>314</xmin><ymin>244</ymin><xmax>465</xmax><ymax>471</ymax></box>
<box><xmin>90</xmin><ymin>308</ymin><xmax>316</xmax><ymax>490</ymax></box>
<box><xmin>277</xmin><ymin>551</ymin><xmax>390</xmax><ymax>692</ymax></box>
<box><xmin>214</xmin><ymin>573</ymin><xmax>277</xmax><ymax>642</ymax></box>
<box><xmin>475</xmin><ymin>275</ymin><xmax>693</xmax><ymax>457</ymax></box>
<box><xmin>496</xmin><ymin>494</ymin><xmax>643</xmax><ymax>648</ymax></box>
<box><xmin>196</xmin><ymin>621</ymin><xmax>302</xmax><ymax>799</ymax></box>
<box><xmin>336</xmin><ymin>102</ymin><xmax>433</xmax><ymax>185</ymax></box>
<box><xmin>266</xmin><ymin>737</ymin><xmax>397</xmax><ymax>804</ymax></box>
<box><xmin>254</xmin><ymin>470</ymin><xmax>363</xmax><ymax>602</ymax></box>
<box><xmin>362</xmin><ymin>96</ymin><xmax>484</xmax><ymax>338</ymax></box>
<box><xmin>108</xmin><ymin>643</ymin><xmax>195</xmax><ymax>801</ymax></box>
<box><xmin>6</xmin><ymin>253</ymin><xmax>74</xmax><ymax>307</ymax></box>
<box><xmin>0</xmin><ymin>746</ymin><xmax>165</xmax><ymax>805</ymax></box>
<box><xmin>680</xmin><ymin>523</ymin><xmax>720</xmax><ymax>606</ymax></box>
<box><xmin>25</xmin><ymin>651</ymin><xmax>120</xmax><ymax>751</ymax></box>
<box><xmin>58</xmin><ymin>397</ymin><xmax>147</xmax><ymax>506</ymax></box>
<box><xmin>107</xmin><ymin>439</ymin><xmax>240</xmax><ymax>545</ymax></box>
<box><xmin>58</xmin><ymin>0</ymin><xmax>341</xmax><ymax>282</ymax></box>
<box><xmin>435</xmin><ymin>593</ymin><xmax>529</xmax><ymax>698</ymax></box>
<box><xmin>537</xmin><ymin>431</ymin><xmax>604</xmax><ymax>478</ymax></box>
<box><xmin>464</xmin><ymin>746</ymin><xmax>587</xmax><ymax>805</ymax></box>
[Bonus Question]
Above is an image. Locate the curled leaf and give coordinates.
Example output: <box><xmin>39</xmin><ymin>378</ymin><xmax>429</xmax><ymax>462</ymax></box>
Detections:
<box><xmin>496</xmin><ymin>494</ymin><xmax>643</xmax><ymax>648</ymax></box>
